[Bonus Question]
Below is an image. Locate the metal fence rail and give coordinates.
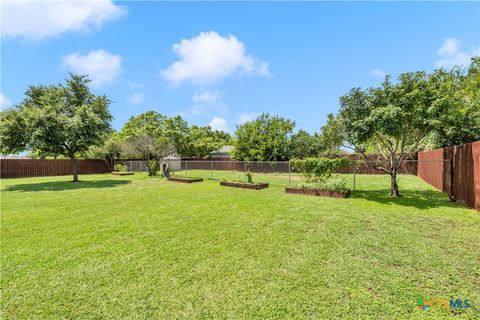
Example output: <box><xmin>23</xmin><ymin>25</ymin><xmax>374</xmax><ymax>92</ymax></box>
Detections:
<box><xmin>117</xmin><ymin>159</ymin><xmax>450</xmax><ymax>192</ymax></box>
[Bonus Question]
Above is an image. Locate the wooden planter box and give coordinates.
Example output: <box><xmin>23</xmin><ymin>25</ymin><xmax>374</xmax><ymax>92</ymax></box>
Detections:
<box><xmin>167</xmin><ymin>177</ymin><xmax>203</xmax><ymax>183</ymax></box>
<box><xmin>220</xmin><ymin>181</ymin><xmax>269</xmax><ymax>190</ymax></box>
<box><xmin>112</xmin><ymin>172</ymin><xmax>134</xmax><ymax>176</ymax></box>
<box><xmin>285</xmin><ymin>187</ymin><xmax>350</xmax><ymax>198</ymax></box>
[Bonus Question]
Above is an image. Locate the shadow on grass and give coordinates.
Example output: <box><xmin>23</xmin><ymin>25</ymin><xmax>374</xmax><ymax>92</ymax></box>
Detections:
<box><xmin>350</xmin><ymin>188</ymin><xmax>466</xmax><ymax>210</ymax></box>
<box><xmin>2</xmin><ymin>180</ymin><xmax>131</xmax><ymax>192</ymax></box>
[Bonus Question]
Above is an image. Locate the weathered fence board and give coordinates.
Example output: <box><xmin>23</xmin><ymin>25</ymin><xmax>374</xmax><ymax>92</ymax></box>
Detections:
<box><xmin>0</xmin><ymin>159</ymin><xmax>112</xmax><ymax>178</ymax></box>
<box><xmin>418</xmin><ymin>141</ymin><xmax>480</xmax><ymax>211</ymax></box>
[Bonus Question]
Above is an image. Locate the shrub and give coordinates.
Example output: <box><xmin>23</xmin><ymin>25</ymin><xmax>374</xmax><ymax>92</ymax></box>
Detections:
<box><xmin>147</xmin><ymin>160</ymin><xmax>159</xmax><ymax>176</ymax></box>
<box><xmin>316</xmin><ymin>176</ymin><xmax>348</xmax><ymax>192</ymax></box>
<box><xmin>114</xmin><ymin>163</ymin><xmax>128</xmax><ymax>173</ymax></box>
<box><xmin>246</xmin><ymin>171</ymin><xmax>253</xmax><ymax>183</ymax></box>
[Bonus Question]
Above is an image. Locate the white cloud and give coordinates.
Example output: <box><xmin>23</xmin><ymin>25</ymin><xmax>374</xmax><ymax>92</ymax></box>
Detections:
<box><xmin>435</xmin><ymin>37</ymin><xmax>480</xmax><ymax>69</ymax></box>
<box><xmin>127</xmin><ymin>80</ymin><xmax>144</xmax><ymax>90</ymax></box>
<box><xmin>161</xmin><ymin>31</ymin><xmax>270</xmax><ymax>86</ymax></box>
<box><xmin>208</xmin><ymin>117</ymin><xmax>229</xmax><ymax>132</ymax></box>
<box><xmin>0</xmin><ymin>93</ymin><xmax>12</xmax><ymax>109</ymax></box>
<box><xmin>437</xmin><ymin>38</ymin><xmax>459</xmax><ymax>56</ymax></box>
<box><xmin>1</xmin><ymin>0</ymin><xmax>126</xmax><ymax>40</ymax></box>
<box><xmin>192</xmin><ymin>91</ymin><xmax>222</xmax><ymax>104</ymax></box>
<box><xmin>128</xmin><ymin>92</ymin><xmax>144</xmax><ymax>105</ymax></box>
<box><xmin>371</xmin><ymin>68</ymin><xmax>386</xmax><ymax>78</ymax></box>
<box><xmin>180</xmin><ymin>91</ymin><xmax>228</xmax><ymax>117</ymax></box>
<box><xmin>236</xmin><ymin>112</ymin><xmax>257</xmax><ymax>125</ymax></box>
<box><xmin>62</xmin><ymin>50</ymin><xmax>122</xmax><ymax>86</ymax></box>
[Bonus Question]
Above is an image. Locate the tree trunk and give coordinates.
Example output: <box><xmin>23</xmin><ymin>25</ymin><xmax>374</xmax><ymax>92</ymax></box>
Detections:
<box><xmin>389</xmin><ymin>170</ymin><xmax>400</xmax><ymax>197</ymax></box>
<box><xmin>71</xmin><ymin>156</ymin><xmax>79</xmax><ymax>182</ymax></box>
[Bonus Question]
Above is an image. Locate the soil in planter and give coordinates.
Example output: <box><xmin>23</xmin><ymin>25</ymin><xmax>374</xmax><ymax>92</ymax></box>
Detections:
<box><xmin>285</xmin><ymin>187</ymin><xmax>304</xmax><ymax>195</ymax></box>
<box><xmin>112</xmin><ymin>172</ymin><xmax>134</xmax><ymax>176</ymax></box>
<box><xmin>220</xmin><ymin>181</ymin><xmax>269</xmax><ymax>190</ymax></box>
<box><xmin>167</xmin><ymin>177</ymin><xmax>203</xmax><ymax>183</ymax></box>
<box><xmin>285</xmin><ymin>187</ymin><xmax>350</xmax><ymax>198</ymax></box>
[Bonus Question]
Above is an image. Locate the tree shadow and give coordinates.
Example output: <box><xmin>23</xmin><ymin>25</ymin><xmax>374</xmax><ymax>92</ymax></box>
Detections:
<box><xmin>2</xmin><ymin>179</ymin><xmax>131</xmax><ymax>192</ymax></box>
<box><xmin>350</xmin><ymin>188</ymin><xmax>470</xmax><ymax>210</ymax></box>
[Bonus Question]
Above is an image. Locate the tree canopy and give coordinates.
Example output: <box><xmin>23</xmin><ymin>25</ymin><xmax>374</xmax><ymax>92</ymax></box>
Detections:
<box><xmin>0</xmin><ymin>74</ymin><xmax>112</xmax><ymax>181</ymax></box>
<box><xmin>288</xmin><ymin>130</ymin><xmax>322</xmax><ymax>159</ymax></box>
<box><xmin>233</xmin><ymin>113</ymin><xmax>295</xmax><ymax>161</ymax></box>
<box><xmin>422</xmin><ymin>57</ymin><xmax>480</xmax><ymax>148</ymax></box>
<box><xmin>336</xmin><ymin>56</ymin><xmax>480</xmax><ymax>196</ymax></box>
<box><xmin>114</xmin><ymin>111</ymin><xmax>231</xmax><ymax>160</ymax></box>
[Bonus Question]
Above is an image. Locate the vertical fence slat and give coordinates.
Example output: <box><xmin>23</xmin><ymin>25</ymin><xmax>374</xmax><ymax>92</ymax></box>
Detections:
<box><xmin>418</xmin><ymin>141</ymin><xmax>479</xmax><ymax>211</ymax></box>
<box><xmin>0</xmin><ymin>159</ymin><xmax>111</xmax><ymax>178</ymax></box>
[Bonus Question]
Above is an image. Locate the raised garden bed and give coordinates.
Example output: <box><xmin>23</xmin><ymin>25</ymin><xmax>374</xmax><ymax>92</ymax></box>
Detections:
<box><xmin>112</xmin><ymin>172</ymin><xmax>134</xmax><ymax>176</ymax></box>
<box><xmin>220</xmin><ymin>181</ymin><xmax>269</xmax><ymax>190</ymax></box>
<box><xmin>285</xmin><ymin>187</ymin><xmax>350</xmax><ymax>198</ymax></box>
<box><xmin>167</xmin><ymin>177</ymin><xmax>203</xmax><ymax>183</ymax></box>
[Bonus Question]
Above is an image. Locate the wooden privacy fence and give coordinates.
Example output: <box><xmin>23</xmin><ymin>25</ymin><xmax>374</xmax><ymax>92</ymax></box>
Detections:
<box><xmin>0</xmin><ymin>159</ymin><xmax>112</xmax><ymax>178</ymax></box>
<box><xmin>418</xmin><ymin>141</ymin><xmax>480</xmax><ymax>211</ymax></box>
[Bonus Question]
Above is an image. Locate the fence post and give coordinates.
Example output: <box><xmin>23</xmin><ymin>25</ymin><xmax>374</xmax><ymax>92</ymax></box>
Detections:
<box><xmin>244</xmin><ymin>161</ymin><xmax>247</xmax><ymax>182</ymax></box>
<box><xmin>288</xmin><ymin>162</ymin><xmax>291</xmax><ymax>187</ymax></box>
<box><xmin>186</xmin><ymin>161</ymin><xmax>188</xmax><ymax>177</ymax></box>
<box><xmin>449</xmin><ymin>158</ymin><xmax>454</xmax><ymax>199</ymax></box>
<box><xmin>211</xmin><ymin>161</ymin><xmax>213</xmax><ymax>179</ymax></box>
<box><xmin>353</xmin><ymin>161</ymin><xmax>356</xmax><ymax>191</ymax></box>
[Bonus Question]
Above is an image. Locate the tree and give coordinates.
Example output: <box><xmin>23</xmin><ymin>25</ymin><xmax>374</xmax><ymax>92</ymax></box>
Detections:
<box><xmin>317</xmin><ymin>113</ymin><xmax>344</xmax><ymax>156</ymax></box>
<box><xmin>182</xmin><ymin>125</ymin><xmax>231</xmax><ymax>158</ymax></box>
<box><xmin>0</xmin><ymin>74</ymin><xmax>112</xmax><ymax>182</ymax></box>
<box><xmin>289</xmin><ymin>130</ymin><xmax>322</xmax><ymax>159</ymax></box>
<box><xmin>423</xmin><ymin>57</ymin><xmax>480</xmax><ymax>148</ymax></box>
<box><xmin>163</xmin><ymin>115</ymin><xmax>191</xmax><ymax>156</ymax></box>
<box><xmin>85</xmin><ymin>133</ymin><xmax>123</xmax><ymax>160</ymax></box>
<box><xmin>117</xmin><ymin>111</ymin><xmax>175</xmax><ymax>175</ymax></box>
<box><xmin>121</xmin><ymin>134</ymin><xmax>174</xmax><ymax>176</ymax></box>
<box><xmin>0</xmin><ymin>107</ymin><xmax>29</xmax><ymax>155</ymax></box>
<box><xmin>118</xmin><ymin>111</ymin><xmax>167</xmax><ymax>140</ymax></box>
<box><xmin>339</xmin><ymin>72</ymin><xmax>433</xmax><ymax>196</ymax></box>
<box><xmin>212</xmin><ymin>129</ymin><xmax>233</xmax><ymax>145</ymax></box>
<box><xmin>233</xmin><ymin>113</ymin><xmax>295</xmax><ymax>161</ymax></box>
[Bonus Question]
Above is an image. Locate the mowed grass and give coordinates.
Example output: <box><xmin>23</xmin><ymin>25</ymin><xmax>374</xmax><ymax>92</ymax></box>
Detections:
<box><xmin>1</xmin><ymin>173</ymin><xmax>479</xmax><ymax>319</ymax></box>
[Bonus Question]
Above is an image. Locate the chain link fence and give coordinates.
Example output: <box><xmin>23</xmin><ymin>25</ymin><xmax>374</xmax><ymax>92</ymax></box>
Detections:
<box><xmin>116</xmin><ymin>159</ymin><xmax>451</xmax><ymax>192</ymax></box>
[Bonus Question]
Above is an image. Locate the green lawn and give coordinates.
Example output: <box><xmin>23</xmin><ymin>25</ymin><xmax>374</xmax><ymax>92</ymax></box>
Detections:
<box><xmin>1</xmin><ymin>173</ymin><xmax>479</xmax><ymax>319</ymax></box>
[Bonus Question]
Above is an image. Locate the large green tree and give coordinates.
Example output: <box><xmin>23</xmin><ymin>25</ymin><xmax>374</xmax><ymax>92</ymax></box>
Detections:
<box><xmin>423</xmin><ymin>57</ymin><xmax>480</xmax><ymax>148</ymax></box>
<box><xmin>117</xmin><ymin>111</ymin><xmax>176</xmax><ymax>174</ymax></box>
<box><xmin>0</xmin><ymin>74</ymin><xmax>112</xmax><ymax>182</ymax></box>
<box><xmin>339</xmin><ymin>72</ymin><xmax>434</xmax><ymax>196</ymax></box>
<box><xmin>118</xmin><ymin>111</ymin><xmax>168</xmax><ymax>140</ymax></box>
<box><xmin>180</xmin><ymin>125</ymin><xmax>231</xmax><ymax>159</ymax></box>
<box><xmin>289</xmin><ymin>129</ymin><xmax>322</xmax><ymax>159</ymax></box>
<box><xmin>233</xmin><ymin>113</ymin><xmax>295</xmax><ymax>161</ymax></box>
<box><xmin>121</xmin><ymin>134</ymin><xmax>174</xmax><ymax>176</ymax></box>
<box><xmin>117</xmin><ymin>111</ymin><xmax>231</xmax><ymax>159</ymax></box>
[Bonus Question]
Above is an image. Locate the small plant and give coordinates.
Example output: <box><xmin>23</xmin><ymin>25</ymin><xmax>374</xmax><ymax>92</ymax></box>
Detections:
<box><xmin>296</xmin><ymin>175</ymin><xmax>348</xmax><ymax>192</ymax></box>
<box><xmin>246</xmin><ymin>171</ymin><xmax>253</xmax><ymax>183</ymax></box>
<box><xmin>147</xmin><ymin>160</ymin><xmax>159</xmax><ymax>176</ymax></box>
<box><xmin>317</xmin><ymin>175</ymin><xmax>348</xmax><ymax>192</ymax></box>
<box><xmin>114</xmin><ymin>163</ymin><xmax>128</xmax><ymax>173</ymax></box>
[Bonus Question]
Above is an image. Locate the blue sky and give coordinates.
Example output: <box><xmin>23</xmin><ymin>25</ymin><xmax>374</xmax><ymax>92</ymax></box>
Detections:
<box><xmin>1</xmin><ymin>1</ymin><xmax>479</xmax><ymax>133</ymax></box>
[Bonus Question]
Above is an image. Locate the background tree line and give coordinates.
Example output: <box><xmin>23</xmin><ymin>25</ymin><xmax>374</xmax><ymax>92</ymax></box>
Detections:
<box><xmin>1</xmin><ymin>57</ymin><xmax>478</xmax><ymax>183</ymax></box>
